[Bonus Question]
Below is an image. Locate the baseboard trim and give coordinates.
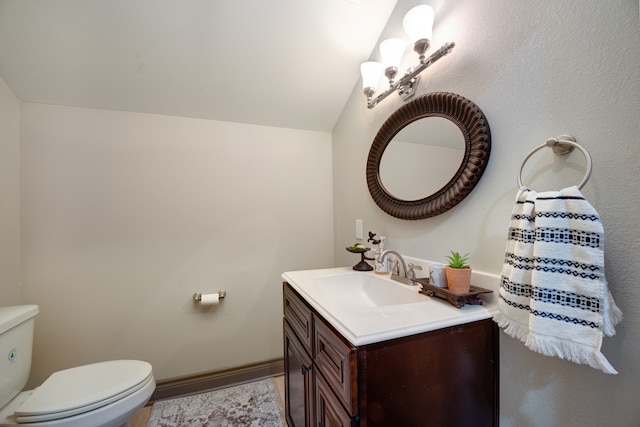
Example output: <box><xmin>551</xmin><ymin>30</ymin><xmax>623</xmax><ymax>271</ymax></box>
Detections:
<box><xmin>150</xmin><ymin>358</ymin><xmax>284</xmax><ymax>403</ymax></box>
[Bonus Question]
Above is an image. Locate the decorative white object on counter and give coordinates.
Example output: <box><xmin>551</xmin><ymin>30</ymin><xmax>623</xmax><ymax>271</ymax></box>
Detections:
<box><xmin>429</xmin><ymin>262</ymin><xmax>448</xmax><ymax>287</ymax></box>
<box><xmin>374</xmin><ymin>236</ymin><xmax>387</xmax><ymax>274</ymax></box>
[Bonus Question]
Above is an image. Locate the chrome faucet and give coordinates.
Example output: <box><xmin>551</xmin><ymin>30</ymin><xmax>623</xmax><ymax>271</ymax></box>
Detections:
<box><xmin>407</xmin><ymin>263</ymin><xmax>423</xmax><ymax>282</ymax></box>
<box><xmin>378</xmin><ymin>250</ymin><xmax>420</xmax><ymax>285</ymax></box>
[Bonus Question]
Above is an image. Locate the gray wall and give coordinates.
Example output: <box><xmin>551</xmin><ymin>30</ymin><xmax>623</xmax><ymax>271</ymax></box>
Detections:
<box><xmin>332</xmin><ymin>0</ymin><xmax>640</xmax><ymax>425</ymax></box>
<box><xmin>0</xmin><ymin>77</ymin><xmax>20</xmax><ymax>305</ymax></box>
<box><xmin>19</xmin><ymin>103</ymin><xmax>335</xmax><ymax>385</ymax></box>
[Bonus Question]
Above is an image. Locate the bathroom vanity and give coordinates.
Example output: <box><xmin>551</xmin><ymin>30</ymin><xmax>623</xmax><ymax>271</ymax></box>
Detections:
<box><xmin>282</xmin><ymin>268</ymin><xmax>498</xmax><ymax>427</ymax></box>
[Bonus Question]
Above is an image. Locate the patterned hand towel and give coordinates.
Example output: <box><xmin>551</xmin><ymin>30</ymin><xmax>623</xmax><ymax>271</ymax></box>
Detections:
<box><xmin>494</xmin><ymin>186</ymin><xmax>622</xmax><ymax>374</ymax></box>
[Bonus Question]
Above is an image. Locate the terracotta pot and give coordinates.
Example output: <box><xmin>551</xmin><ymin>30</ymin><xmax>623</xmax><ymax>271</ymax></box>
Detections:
<box><xmin>445</xmin><ymin>266</ymin><xmax>472</xmax><ymax>294</ymax></box>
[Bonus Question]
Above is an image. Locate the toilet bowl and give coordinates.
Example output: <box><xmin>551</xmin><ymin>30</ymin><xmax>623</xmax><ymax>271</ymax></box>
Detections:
<box><xmin>0</xmin><ymin>305</ymin><xmax>155</xmax><ymax>427</ymax></box>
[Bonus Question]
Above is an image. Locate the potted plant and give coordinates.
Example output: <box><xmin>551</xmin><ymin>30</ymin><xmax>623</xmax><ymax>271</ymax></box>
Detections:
<box><xmin>444</xmin><ymin>251</ymin><xmax>471</xmax><ymax>293</ymax></box>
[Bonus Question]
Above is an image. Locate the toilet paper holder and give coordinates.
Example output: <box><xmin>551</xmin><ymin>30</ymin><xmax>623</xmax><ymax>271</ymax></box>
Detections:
<box><xmin>193</xmin><ymin>290</ymin><xmax>227</xmax><ymax>302</ymax></box>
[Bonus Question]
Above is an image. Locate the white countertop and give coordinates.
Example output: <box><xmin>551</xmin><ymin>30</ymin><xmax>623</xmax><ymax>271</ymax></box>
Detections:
<box><xmin>282</xmin><ymin>266</ymin><xmax>499</xmax><ymax>346</ymax></box>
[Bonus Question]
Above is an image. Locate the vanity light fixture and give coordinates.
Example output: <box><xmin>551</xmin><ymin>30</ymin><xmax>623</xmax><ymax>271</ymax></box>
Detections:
<box><xmin>360</xmin><ymin>5</ymin><xmax>455</xmax><ymax>109</ymax></box>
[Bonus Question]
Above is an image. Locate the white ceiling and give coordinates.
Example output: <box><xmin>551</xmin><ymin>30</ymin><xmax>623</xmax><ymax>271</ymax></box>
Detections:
<box><xmin>0</xmin><ymin>0</ymin><xmax>397</xmax><ymax>132</ymax></box>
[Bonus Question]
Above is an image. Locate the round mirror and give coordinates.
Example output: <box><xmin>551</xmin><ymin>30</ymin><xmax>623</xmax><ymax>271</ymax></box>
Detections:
<box><xmin>366</xmin><ymin>92</ymin><xmax>491</xmax><ymax>220</ymax></box>
<box><xmin>379</xmin><ymin>117</ymin><xmax>465</xmax><ymax>200</ymax></box>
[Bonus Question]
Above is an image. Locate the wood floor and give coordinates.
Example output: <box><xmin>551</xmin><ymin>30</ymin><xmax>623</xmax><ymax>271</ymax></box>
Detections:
<box><xmin>131</xmin><ymin>375</ymin><xmax>285</xmax><ymax>427</ymax></box>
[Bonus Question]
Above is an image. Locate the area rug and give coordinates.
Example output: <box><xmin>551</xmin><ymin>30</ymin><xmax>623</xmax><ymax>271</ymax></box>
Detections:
<box><xmin>146</xmin><ymin>378</ymin><xmax>284</xmax><ymax>427</ymax></box>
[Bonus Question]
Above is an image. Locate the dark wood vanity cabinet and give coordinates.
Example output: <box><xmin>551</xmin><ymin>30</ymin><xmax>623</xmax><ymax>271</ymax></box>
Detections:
<box><xmin>283</xmin><ymin>281</ymin><xmax>498</xmax><ymax>427</ymax></box>
<box><xmin>284</xmin><ymin>321</ymin><xmax>314</xmax><ymax>427</ymax></box>
<box><xmin>284</xmin><ymin>283</ymin><xmax>358</xmax><ymax>427</ymax></box>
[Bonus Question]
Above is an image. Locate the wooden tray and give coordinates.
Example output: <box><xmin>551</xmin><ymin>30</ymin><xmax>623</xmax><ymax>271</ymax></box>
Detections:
<box><xmin>413</xmin><ymin>278</ymin><xmax>493</xmax><ymax>308</ymax></box>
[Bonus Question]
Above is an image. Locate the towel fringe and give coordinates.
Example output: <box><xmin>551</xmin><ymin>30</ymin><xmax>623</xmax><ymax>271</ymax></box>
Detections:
<box><xmin>525</xmin><ymin>334</ymin><xmax>618</xmax><ymax>375</ymax></box>
<box><xmin>603</xmin><ymin>290</ymin><xmax>623</xmax><ymax>337</ymax></box>
<box><xmin>492</xmin><ymin>313</ymin><xmax>530</xmax><ymax>342</ymax></box>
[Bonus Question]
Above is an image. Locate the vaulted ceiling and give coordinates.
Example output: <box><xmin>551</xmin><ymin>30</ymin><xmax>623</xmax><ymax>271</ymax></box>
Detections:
<box><xmin>0</xmin><ymin>0</ymin><xmax>397</xmax><ymax>131</ymax></box>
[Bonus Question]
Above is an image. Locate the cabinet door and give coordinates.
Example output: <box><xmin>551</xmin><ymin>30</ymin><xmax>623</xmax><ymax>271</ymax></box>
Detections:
<box><xmin>358</xmin><ymin>319</ymin><xmax>498</xmax><ymax>426</ymax></box>
<box><xmin>284</xmin><ymin>320</ymin><xmax>314</xmax><ymax>427</ymax></box>
<box><xmin>315</xmin><ymin>370</ymin><xmax>358</xmax><ymax>427</ymax></box>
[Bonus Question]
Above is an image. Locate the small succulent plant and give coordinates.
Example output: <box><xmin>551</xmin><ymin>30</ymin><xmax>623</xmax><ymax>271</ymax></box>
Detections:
<box><xmin>445</xmin><ymin>251</ymin><xmax>470</xmax><ymax>269</ymax></box>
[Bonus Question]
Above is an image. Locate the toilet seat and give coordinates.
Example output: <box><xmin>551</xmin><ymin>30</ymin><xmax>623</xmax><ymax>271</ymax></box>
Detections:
<box><xmin>14</xmin><ymin>360</ymin><xmax>152</xmax><ymax>424</ymax></box>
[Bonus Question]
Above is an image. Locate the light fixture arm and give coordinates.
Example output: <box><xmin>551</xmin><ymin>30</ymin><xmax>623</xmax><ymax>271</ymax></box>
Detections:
<box><xmin>366</xmin><ymin>42</ymin><xmax>455</xmax><ymax>109</ymax></box>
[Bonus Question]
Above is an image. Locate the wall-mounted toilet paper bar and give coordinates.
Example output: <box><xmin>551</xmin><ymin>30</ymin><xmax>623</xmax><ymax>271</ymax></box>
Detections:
<box><xmin>193</xmin><ymin>291</ymin><xmax>226</xmax><ymax>302</ymax></box>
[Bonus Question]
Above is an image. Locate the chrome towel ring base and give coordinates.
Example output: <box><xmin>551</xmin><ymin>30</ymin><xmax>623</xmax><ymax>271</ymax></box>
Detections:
<box><xmin>517</xmin><ymin>134</ymin><xmax>592</xmax><ymax>190</ymax></box>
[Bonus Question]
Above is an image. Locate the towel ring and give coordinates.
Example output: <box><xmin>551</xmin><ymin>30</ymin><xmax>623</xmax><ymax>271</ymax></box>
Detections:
<box><xmin>517</xmin><ymin>134</ymin><xmax>592</xmax><ymax>190</ymax></box>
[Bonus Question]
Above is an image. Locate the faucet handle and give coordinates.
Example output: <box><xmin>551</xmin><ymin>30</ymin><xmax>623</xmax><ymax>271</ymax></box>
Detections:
<box><xmin>407</xmin><ymin>263</ymin><xmax>422</xmax><ymax>281</ymax></box>
<box><xmin>390</xmin><ymin>259</ymin><xmax>400</xmax><ymax>275</ymax></box>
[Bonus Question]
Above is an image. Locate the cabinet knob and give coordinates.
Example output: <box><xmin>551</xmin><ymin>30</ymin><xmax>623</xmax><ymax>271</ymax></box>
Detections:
<box><xmin>300</xmin><ymin>364</ymin><xmax>311</xmax><ymax>375</ymax></box>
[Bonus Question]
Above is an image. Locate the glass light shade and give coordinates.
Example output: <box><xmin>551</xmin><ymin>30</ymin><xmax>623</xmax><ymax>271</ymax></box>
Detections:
<box><xmin>402</xmin><ymin>4</ymin><xmax>434</xmax><ymax>43</ymax></box>
<box><xmin>360</xmin><ymin>61</ymin><xmax>383</xmax><ymax>89</ymax></box>
<box><xmin>379</xmin><ymin>38</ymin><xmax>406</xmax><ymax>68</ymax></box>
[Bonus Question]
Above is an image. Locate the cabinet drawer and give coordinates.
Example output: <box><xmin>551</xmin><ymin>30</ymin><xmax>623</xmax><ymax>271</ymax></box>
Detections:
<box><xmin>314</xmin><ymin>315</ymin><xmax>358</xmax><ymax>416</ymax></box>
<box><xmin>315</xmin><ymin>369</ymin><xmax>358</xmax><ymax>427</ymax></box>
<box><xmin>284</xmin><ymin>283</ymin><xmax>313</xmax><ymax>354</ymax></box>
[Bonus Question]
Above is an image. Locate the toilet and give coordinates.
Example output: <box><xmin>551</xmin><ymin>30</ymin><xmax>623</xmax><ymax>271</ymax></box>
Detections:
<box><xmin>0</xmin><ymin>305</ymin><xmax>155</xmax><ymax>427</ymax></box>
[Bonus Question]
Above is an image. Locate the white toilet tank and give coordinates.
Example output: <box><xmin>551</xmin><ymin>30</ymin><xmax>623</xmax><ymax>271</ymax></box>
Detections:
<box><xmin>0</xmin><ymin>305</ymin><xmax>39</xmax><ymax>410</ymax></box>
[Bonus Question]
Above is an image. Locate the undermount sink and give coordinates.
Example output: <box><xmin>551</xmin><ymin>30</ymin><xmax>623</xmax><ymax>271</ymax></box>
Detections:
<box><xmin>311</xmin><ymin>272</ymin><xmax>427</xmax><ymax>307</ymax></box>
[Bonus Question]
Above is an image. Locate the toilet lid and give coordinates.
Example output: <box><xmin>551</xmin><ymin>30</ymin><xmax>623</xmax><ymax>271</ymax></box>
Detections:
<box><xmin>15</xmin><ymin>360</ymin><xmax>153</xmax><ymax>423</ymax></box>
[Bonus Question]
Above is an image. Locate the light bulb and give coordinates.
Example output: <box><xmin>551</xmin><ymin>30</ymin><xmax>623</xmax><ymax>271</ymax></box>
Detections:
<box><xmin>402</xmin><ymin>4</ymin><xmax>434</xmax><ymax>43</ymax></box>
<box><xmin>379</xmin><ymin>38</ymin><xmax>406</xmax><ymax>69</ymax></box>
<box><xmin>360</xmin><ymin>61</ymin><xmax>383</xmax><ymax>91</ymax></box>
